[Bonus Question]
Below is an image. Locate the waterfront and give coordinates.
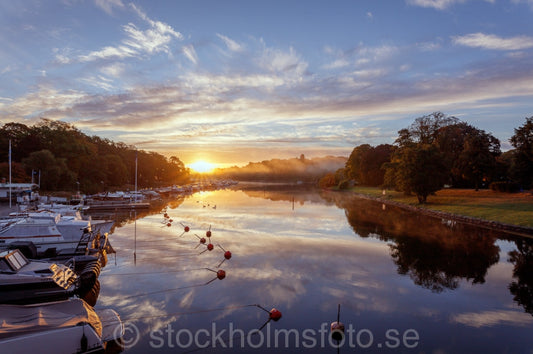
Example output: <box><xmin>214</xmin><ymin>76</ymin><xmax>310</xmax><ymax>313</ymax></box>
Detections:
<box><xmin>95</xmin><ymin>186</ymin><xmax>532</xmax><ymax>353</ymax></box>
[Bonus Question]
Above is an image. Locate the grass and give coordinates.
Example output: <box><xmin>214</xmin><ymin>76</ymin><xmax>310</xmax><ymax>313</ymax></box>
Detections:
<box><xmin>349</xmin><ymin>186</ymin><xmax>533</xmax><ymax>228</ymax></box>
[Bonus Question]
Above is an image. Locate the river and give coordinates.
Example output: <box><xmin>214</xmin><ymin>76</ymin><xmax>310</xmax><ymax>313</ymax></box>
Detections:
<box><xmin>96</xmin><ymin>184</ymin><xmax>533</xmax><ymax>353</ymax></box>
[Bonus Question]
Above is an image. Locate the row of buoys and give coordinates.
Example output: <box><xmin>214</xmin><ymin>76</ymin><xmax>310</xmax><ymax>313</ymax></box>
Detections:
<box><xmin>160</xmin><ymin>208</ymin><xmax>284</xmax><ymax>334</ymax></box>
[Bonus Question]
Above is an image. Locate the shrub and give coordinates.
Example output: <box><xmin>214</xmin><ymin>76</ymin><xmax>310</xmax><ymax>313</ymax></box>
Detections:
<box><xmin>489</xmin><ymin>181</ymin><xmax>521</xmax><ymax>193</ymax></box>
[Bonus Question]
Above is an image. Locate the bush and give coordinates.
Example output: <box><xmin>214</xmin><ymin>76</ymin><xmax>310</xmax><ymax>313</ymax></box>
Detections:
<box><xmin>338</xmin><ymin>179</ymin><xmax>352</xmax><ymax>190</ymax></box>
<box><xmin>489</xmin><ymin>181</ymin><xmax>521</xmax><ymax>193</ymax></box>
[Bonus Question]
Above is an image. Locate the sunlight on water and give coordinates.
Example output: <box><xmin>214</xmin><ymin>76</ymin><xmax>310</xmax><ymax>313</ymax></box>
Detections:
<box><xmin>97</xmin><ymin>187</ymin><xmax>533</xmax><ymax>353</ymax></box>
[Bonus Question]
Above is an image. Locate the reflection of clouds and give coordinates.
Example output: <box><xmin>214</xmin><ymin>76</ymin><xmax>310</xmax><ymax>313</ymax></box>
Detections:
<box><xmin>94</xmin><ymin>189</ymin><xmax>533</xmax><ymax>353</ymax></box>
<box><xmin>451</xmin><ymin>310</ymin><xmax>533</xmax><ymax>328</ymax></box>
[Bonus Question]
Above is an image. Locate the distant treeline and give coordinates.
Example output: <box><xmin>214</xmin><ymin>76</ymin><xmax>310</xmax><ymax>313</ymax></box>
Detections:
<box><xmin>214</xmin><ymin>154</ymin><xmax>347</xmax><ymax>183</ymax></box>
<box><xmin>320</xmin><ymin>112</ymin><xmax>533</xmax><ymax>203</ymax></box>
<box><xmin>0</xmin><ymin>119</ymin><xmax>190</xmax><ymax>193</ymax></box>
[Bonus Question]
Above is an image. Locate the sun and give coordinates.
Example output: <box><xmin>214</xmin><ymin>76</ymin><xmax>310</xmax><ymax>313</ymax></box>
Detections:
<box><xmin>188</xmin><ymin>160</ymin><xmax>215</xmax><ymax>173</ymax></box>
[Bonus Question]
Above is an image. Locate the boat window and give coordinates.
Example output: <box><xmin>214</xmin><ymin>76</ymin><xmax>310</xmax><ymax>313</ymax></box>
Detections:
<box><xmin>6</xmin><ymin>254</ymin><xmax>21</xmax><ymax>269</ymax></box>
<box><xmin>4</xmin><ymin>251</ymin><xmax>29</xmax><ymax>271</ymax></box>
<box><xmin>12</xmin><ymin>251</ymin><xmax>29</xmax><ymax>268</ymax></box>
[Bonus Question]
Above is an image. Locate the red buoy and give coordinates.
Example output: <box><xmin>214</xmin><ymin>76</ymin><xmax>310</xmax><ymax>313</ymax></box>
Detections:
<box><xmin>207</xmin><ymin>243</ymin><xmax>214</xmax><ymax>251</ymax></box>
<box><xmin>331</xmin><ymin>304</ymin><xmax>345</xmax><ymax>341</ymax></box>
<box><xmin>217</xmin><ymin>269</ymin><xmax>226</xmax><ymax>280</ymax></box>
<box><xmin>269</xmin><ymin>308</ymin><xmax>282</xmax><ymax>321</ymax></box>
<box><xmin>224</xmin><ymin>250</ymin><xmax>232</xmax><ymax>260</ymax></box>
<box><xmin>206</xmin><ymin>230</ymin><xmax>212</xmax><ymax>237</ymax></box>
<box><xmin>184</xmin><ymin>226</ymin><xmax>190</xmax><ymax>232</ymax></box>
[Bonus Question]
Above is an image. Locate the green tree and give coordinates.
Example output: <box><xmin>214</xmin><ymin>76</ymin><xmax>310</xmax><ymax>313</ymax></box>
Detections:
<box><xmin>22</xmin><ymin>150</ymin><xmax>74</xmax><ymax>190</ymax></box>
<box><xmin>510</xmin><ymin>117</ymin><xmax>533</xmax><ymax>189</ymax></box>
<box><xmin>388</xmin><ymin>144</ymin><xmax>448</xmax><ymax>203</ymax></box>
<box><xmin>346</xmin><ymin>144</ymin><xmax>372</xmax><ymax>182</ymax></box>
<box><xmin>435</xmin><ymin>122</ymin><xmax>500</xmax><ymax>188</ymax></box>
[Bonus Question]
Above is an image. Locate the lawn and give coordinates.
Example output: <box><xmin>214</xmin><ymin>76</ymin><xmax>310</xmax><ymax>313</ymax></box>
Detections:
<box><xmin>349</xmin><ymin>186</ymin><xmax>533</xmax><ymax>228</ymax></box>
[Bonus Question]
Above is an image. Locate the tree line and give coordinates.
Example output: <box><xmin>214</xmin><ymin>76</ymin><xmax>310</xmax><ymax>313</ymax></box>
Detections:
<box><xmin>320</xmin><ymin>112</ymin><xmax>533</xmax><ymax>203</ymax></box>
<box><xmin>0</xmin><ymin>119</ymin><xmax>190</xmax><ymax>193</ymax></box>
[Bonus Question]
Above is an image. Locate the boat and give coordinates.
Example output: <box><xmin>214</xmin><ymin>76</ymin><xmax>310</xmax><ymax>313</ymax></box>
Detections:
<box><xmin>0</xmin><ymin>298</ymin><xmax>124</xmax><ymax>354</ymax></box>
<box><xmin>0</xmin><ymin>216</ymin><xmax>115</xmax><ymax>261</ymax></box>
<box><xmin>0</xmin><ymin>249</ymin><xmax>101</xmax><ymax>306</ymax></box>
<box><xmin>10</xmin><ymin>209</ymin><xmax>115</xmax><ymax>240</ymax></box>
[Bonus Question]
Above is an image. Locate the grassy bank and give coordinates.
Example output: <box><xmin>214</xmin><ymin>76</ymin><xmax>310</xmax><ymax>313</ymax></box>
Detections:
<box><xmin>349</xmin><ymin>186</ymin><xmax>533</xmax><ymax>228</ymax></box>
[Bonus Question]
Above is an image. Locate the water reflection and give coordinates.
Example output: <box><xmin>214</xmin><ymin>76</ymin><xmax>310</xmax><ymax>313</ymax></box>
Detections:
<box><xmin>94</xmin><ymin>188</ymin><xmax>533</xmax><ymax>353</ymax></box>
<box><xmin>508</xmin><ymin>238</ymin><xmax>533</xmax><ymax>315</ymax></box>
<box><xmin>322</xmin><ymin>191</ymin><xmax>504</xmax><ymax>292</ymax></box>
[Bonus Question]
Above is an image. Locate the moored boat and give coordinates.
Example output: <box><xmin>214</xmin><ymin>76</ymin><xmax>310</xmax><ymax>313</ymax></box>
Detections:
<box><xmin>0</xmin><ymin>249</ymin><xmax>102</xmax><ymax>306</ymax></box>
<box><xmin>0</xmin><ymin>298</ymin><xmax>124</xmax><ymax>354</ymax></box>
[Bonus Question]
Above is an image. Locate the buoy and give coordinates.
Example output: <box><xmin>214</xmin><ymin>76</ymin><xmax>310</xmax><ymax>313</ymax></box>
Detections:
<box><xmin>269</xmin><ymin>308</ymin><xmax>282</xmax><ymax>321</ymax></box>
<box><xmin>178</xmin><ymin>223</ymin><xmax>190</xmax><ymax>237</ymax></box>
<box><xmin>205</xmin><ymin>268</ymin><xmax>227</xmax><ymax>284</ymax></box>
<box><xmin>206</xmin><ymin>225</ymin><xmax>212</xmax><ymax>237</ymax></box>
<box><xmin>207</xmin><ymin>243</ymin><xmax>214</xmax><ymax>251</ymax></box>
<box><xmin>330</xmin><ymin>304</ymin><xmax>345</xmax><ymax>341</ymax></box>
<box><xmin>167</xmin><ymin>223</ymin><xmax>172</xmax><ymax>227</ymax></box>
<box><xmin>216</xmin><ymin>244</ymin><xmax>232</xmax><ymax>267</ymax></box>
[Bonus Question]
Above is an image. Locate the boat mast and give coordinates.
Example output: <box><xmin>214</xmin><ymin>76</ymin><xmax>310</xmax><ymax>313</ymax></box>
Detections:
<box><xmin>8</xmin><ymin>139</ymin><xmax>11</xmax><ymax>208</ymax></box>
<box><xmin>135</xmin><ymin>150</ymin><xmax>138</xmax><ymax>200</ymax></box>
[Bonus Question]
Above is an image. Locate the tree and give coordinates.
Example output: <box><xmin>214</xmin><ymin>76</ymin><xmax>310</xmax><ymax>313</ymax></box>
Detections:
<box><xmin>385</xmin><ymin>143</ymin><xmax>448</xmax><ymax>203</ymax></box>
<box><xmin>455</xmin><ymin>131</ymin><xmax>500</xmax><ymax>190</ymax></box>
<box><xmin>510</xmin><ymin>117</ymin><xmax>533</xmax><ymax>189</ymax></box>
<box><xmin>396</xmin><ymin>112</ymin><xmax>459</xmax><ymax>146</ymax></box>
<box><xmin>346</xmin><ymin>144</ymin><xmax>372</xmax><ymax>182</ymax></box>
<box><xmin>434</xmin><ymin>122</ymin><xmax>501</xmax><ymax>189</ymax></box>
<box><xmin>22</xmin><ymin>150</ymin><xmax>73</xmax><ymax>190</ymax></box>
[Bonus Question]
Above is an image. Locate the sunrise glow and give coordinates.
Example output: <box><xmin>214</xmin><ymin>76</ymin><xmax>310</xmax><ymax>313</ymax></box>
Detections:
<box><xmin>188</xmin><ymin>160</ymin><xmax>216</xmax><ymax>173</ymax></box>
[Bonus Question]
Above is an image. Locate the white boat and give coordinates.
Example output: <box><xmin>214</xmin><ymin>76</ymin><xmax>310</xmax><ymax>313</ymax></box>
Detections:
<box><xmin>11</xmin><ymin>209</ymin><xmax>114</xmax><ymax>240</ymax></box>
<box><xmin>0</xmin><ymin>298</ymin><xmax>124</xmax><ymax>354</ymax></box>
<box><xmin>0</xmin><ymin>217</ymin><xmax>114</xmax><ymax>260</ymax></box>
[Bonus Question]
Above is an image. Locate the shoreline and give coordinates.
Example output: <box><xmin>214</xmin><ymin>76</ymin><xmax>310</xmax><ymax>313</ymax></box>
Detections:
<box><xmin>346</xmin><ymin>191</ymin><xmax>533</xmax><ymax>239</ymax></box>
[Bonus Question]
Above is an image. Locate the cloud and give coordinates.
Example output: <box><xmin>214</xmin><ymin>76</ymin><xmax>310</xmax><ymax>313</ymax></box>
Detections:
<box><xmin>216</xmin><ymin>33</ymin><xmax>244</xmax><ymax>52</ymax></box>
<box><xmin>182</xmin><ymin>45</ymin><xmax>198</xmax><ymax>64</ymax></box>
<box><xmin>406</xmin><ymin>0</ymin><xmax>466</xmax><ymax>10</ymax></box>
<box><xmin>511</xmin><ymin>0</ymin><xmax>533</xmax><ymax>10</ymax></box>
<box><xmin>59</xmin><ymin>3</ymin><xmax>182</xmax><ymax>64</ymax></box>
<box><xmin>257</xmin><ymin>43</ymin><xmax>308</xmax><ymax>77</ymax></box>
<box><xmin>451</xmin><ymin>310</ymin><xmax>533</xmax><ymax>328</ymax></box>
<box><xmin>95</xmin><ymin>0</ymin><xmax>124</xmax><ymax>15</ymax></box>
<box><xmin>453</xmin><ymin>33</ymin><xmax>533</xmax><ymax>50</ymax></box>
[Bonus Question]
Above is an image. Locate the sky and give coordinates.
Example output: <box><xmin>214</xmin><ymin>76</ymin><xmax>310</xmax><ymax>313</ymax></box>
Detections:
<box><xmin>1</xmin><ymin>0</ymin><xmax>533</xmax><ymax>167</ymax></box>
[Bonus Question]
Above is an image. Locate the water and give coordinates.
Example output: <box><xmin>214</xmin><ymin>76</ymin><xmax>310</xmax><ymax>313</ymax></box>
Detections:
<box><xmin>97</xmin><ymin>185</ymin><xmax>533</xmax><ymax>353</ymax></box>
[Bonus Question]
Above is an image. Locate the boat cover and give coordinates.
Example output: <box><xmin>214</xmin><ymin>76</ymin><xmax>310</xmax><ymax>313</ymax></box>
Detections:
<box><xmin>0</xmin><ymin>299</ymin><xmax>101</xmax><ymax>339</ymax></box>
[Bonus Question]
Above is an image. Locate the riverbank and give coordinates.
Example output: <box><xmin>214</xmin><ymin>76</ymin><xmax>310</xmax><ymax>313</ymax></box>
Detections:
<box><xmin>346</xmin><ymin>187</ymin><xmax>533</xmax><ymax>237</ymax></box>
